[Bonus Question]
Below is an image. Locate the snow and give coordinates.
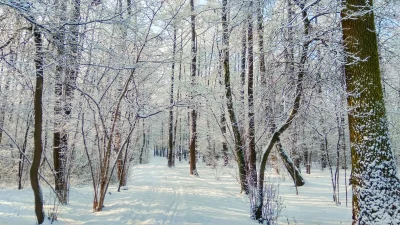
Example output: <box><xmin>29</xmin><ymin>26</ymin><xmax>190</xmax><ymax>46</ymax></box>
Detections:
<box><xmin>0</xmin><ymin>157</ymin><xmax>353</xmax><ymax>224</ymax></box>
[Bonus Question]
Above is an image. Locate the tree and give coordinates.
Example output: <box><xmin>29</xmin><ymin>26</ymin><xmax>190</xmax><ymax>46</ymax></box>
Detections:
<box><xmin>253</xmin><ymin>0</ymin><xmax>312</xmax><ymax>220</ymax></box>
<box><xmin>52</xmin><ymin>0</ymin><xmax>81</xmax><ymax>204</ymax></box>
<box><xmin>168</xmin><ymin>25</ymin><xmax>177</xmax><ymax>168</ymax></box>
<box><xmin>31</xmin><ymin>23</ymin><xmax>45</xmax><ymax>225</ymax></box>
<box><xmin>189</xmin><ymin>0</ymin><xmax>198</xmax><ymax>176</ymax></box>
<box><xmin>246</xmin><ymin>0</ymin><xmax>257</xmax><ymax>192</ymax></box>
<box><xmin>341</xmin><ymin>0</ymin><xmax>400</xmax><ymax>223</ymax></box>
<box><xmin>221</xmin><ymin>0</ymin><xmax>248</xmax><ymax>194</ymax></box>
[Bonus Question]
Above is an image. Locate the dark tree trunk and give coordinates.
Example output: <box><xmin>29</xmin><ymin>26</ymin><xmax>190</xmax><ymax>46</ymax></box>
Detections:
<box><xmin>31</xmin><ymin>25</ymin><xmax>45</xmax><ymax>225</ymax></box>
<box><xmin>246</xmin><ymin>0</ymin><xmax>257</xmax><ymax>193</ymax></box>
<box><xmin>189</xmin><ymin>0</ymin><xmax>198</xmax><ymax>176</ymax></box>
<box><xmin>139</xmin><ymin>119</ymin><xmax>146</xmax><ymax>164</ymax></box>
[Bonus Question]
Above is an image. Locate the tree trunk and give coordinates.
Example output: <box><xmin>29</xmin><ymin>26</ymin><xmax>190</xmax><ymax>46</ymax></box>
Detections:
<box><xmin>52</xmin><ymin>0</ymin><xmax>80</xmax><ymax>204</ymax></box>
<box><xmin>246</xmin><ymin>0</ymin><xmax>257</xmax><ymax>193</ymax></box>
<box><xmin>53</xmin><ymin>0</ymin><xmax>67</xmax><ymax>204</ymax></box>
<box><xmin>254</xmin><ymin>2</ymin><xmax>310</xmax><ymax>220</ymax></box>
<box><xmin>168</xmin><ymin>26</ymin><xmax>177</xmax><ymax>168</ymax></box>
<box><xmin>62</xmin><ymin>0</ymin><xmax>80</xmax><ymax>202</ymax></box>
<box><xmin>220</xmin><ymin>113</ymin><xmax>228</xmax><ymax>166</ymax></box>
<box><xmin>31</xmin><ymin>25</ymin><xmax>45</xmax><ymax>225</ymax></box>
<box><xmin>118</xmin><ymin>135</ymin><xmax>129</xmax><ymax>190</ymax></box>
<box><xmin>341</xmin><ymin>0</ymin><xmax>400</xmax><ymax>223</ymax></box>
<box><xmin>276</xmin><ymin>140</ymin><xmax>304</xmax><ymax>186</ymax></box>
<box><xmin>115</xmin><ymin>119</ymin><xmax>123</xmax><ymax>179</ymax></box>
<box><xmin>221</xmin><ymin>0</ymin><xmax>247</xmax><ymax>193</ymax></box>
<box><xmin>240</xmin><ymin>25</ymin><xmax>246</xmax><ymax>139</ymax></box>
<box><xmin>256</xmin><ymin>0</ymin><xmax>266</xmax><ymax>86</ymax></box>
<box><xmin>139</xmin><ymin>119</ymin><xmax>146</xmax><ymax>164</ymax></box>
<box><xmin>189</xmin><ymin>0</ymin><xmax>198</xmax><ymax>176</ymax></box>
<box><xmin>18</xmin><ymin>114</ymin><xmax>31</xmax><ymax>189</ymax></box>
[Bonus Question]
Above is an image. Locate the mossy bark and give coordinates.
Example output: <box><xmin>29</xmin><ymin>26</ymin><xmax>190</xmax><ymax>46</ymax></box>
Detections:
<box><xmin>341</xmin><ymin>0</ymin><xmax>400</xmax><ymax>223</ymax></box>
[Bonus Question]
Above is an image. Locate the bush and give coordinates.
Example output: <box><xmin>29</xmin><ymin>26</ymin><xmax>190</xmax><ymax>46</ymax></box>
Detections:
<box><xmin>249</xmin><ymin>179</ymin><xmax>283</xmax><ymax>225</ymax></box>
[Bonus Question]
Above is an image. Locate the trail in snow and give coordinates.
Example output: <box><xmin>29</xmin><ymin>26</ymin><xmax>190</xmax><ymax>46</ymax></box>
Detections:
<box><xmin>0</xmin><ymin>156</ymin><xmax>352</xmax><ymax>224</ymax></box>
<box><xmin>114</xmin><ymin>157</ymin><xmax>251</xmax><ymax>225</ymax></box>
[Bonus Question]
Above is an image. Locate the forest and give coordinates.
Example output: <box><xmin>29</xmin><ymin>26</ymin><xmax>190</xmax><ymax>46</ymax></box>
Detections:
<box><xmin>0</xmin><ymin>0</ymin><xmax>399</xmax><ymax>224</ymax></box>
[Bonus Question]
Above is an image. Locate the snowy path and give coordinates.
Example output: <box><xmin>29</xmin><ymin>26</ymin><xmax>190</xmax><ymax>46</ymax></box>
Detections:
<box><xmin>0</xmin><ymin>156</ymin><xmax>353</xmax><ymax>224</ymax></box>
<box><xmin>113</xmin><ymin>157</ymin><xmax>251</xmax><ymax>225</ymax></box>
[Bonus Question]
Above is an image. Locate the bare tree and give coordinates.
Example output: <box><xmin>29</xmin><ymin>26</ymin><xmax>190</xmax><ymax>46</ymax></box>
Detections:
<box><xmin>221</xmin><ymin>0</ymin><xmax>248</xmax><ymax>193</ymax></box>
<box><xmin>31</xmin><ymin>23</ymin><xmax>45</xmax><ymax>225</ymax></box>
<box><xmin>168</xmin><ymin>25</ymin><xmax>177</xmax><ymax>168</ymax></box>
<box><xmin>189</xmin><ymin>0</ymin><xmax>198</xmax><ymax>176</ymax></box>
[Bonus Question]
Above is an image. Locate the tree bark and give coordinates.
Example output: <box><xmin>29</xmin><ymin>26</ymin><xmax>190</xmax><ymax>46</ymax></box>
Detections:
<box><xmin>18</xmin><ymin>114</ymin><xmax>31</xmax><ymax>189</ymax></box>
<box><xmin>247</xmin><ymin>0</ymin><xmax>257</xmax><ymax>192</ymax></box>
<box><xmin>256</xmin><ymin>0</ymin><xmax>266</xmax><ymax>86</ymax></box>
<box><xmin>31</xmin><ymin>25</ymin><xmax>45</xmax><ymax>225</ymax></box>
<box><xmin>341</xmin><ymin>0</ymin><xmax>400</xmax><ymax>223</ymax></box>
<box><xmin>52</xmin><ymin>0</ymin><xmax>80</xmax><ymax>204</ymax></box>
<box><xmin>189</xmin><ymin>0</ymin><xmax>198</xmax><ymax>176</ymax></box>
<box><xmin>168</xmin><ymin>26</ymin><xmax>177</xmax><ymax>168</ymax></box>
<box><xmin>220</xmin><ymin>113</ymin><xmax>228</xmax><ymax>166</ymax></box>
<box><xmin>53</xmin><ymin>0</ymin><xmax>67</xmax><ymax>204</ymax></box>
<box><xmin>139</xmin><ymin>119</ymin><xmax>146</xmax><ymax>164</ymax></box>
<box><xmin>254</xmin><ymin>2</ymin><xmax>310</xmax><ymax>220</ymax></box>
<box><xmin>222</xmin><ymin>0</ymin><xmax>247</xmax><ymax>193</ymax></box>
<box><xmin>276</xmin><ymin>140</ymin><xmax>304</xmax><ymax>186</ymax></box>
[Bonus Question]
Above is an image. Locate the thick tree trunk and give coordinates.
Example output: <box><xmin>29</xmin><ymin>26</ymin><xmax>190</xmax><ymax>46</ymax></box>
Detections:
<box><xmin>222</xmin><ymin>0</ymin><xmax>247</xmax><ymax>193</ymax></box>
<box><xmin>31</xmin><ymin>25</ymin><xmax>45</xmax><ymax>225</ymax></box>
<box><xmin>341</xmin><ymin>0</ymin><xmax>400</xmax><ymax>223</ymax></box>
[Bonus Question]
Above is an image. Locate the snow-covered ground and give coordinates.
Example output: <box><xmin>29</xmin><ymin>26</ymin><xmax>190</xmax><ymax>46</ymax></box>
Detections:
<box><xmin>0</xmin><ymin>156</ymin><xmax>352</xmax><ymax>224</ymax></box>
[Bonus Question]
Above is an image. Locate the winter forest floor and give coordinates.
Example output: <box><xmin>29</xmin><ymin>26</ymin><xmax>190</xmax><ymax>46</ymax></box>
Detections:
<box><xmin>0</xmin><ymin>156</ymin><xmax>353</xmax><ymax>225</ymax></box>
